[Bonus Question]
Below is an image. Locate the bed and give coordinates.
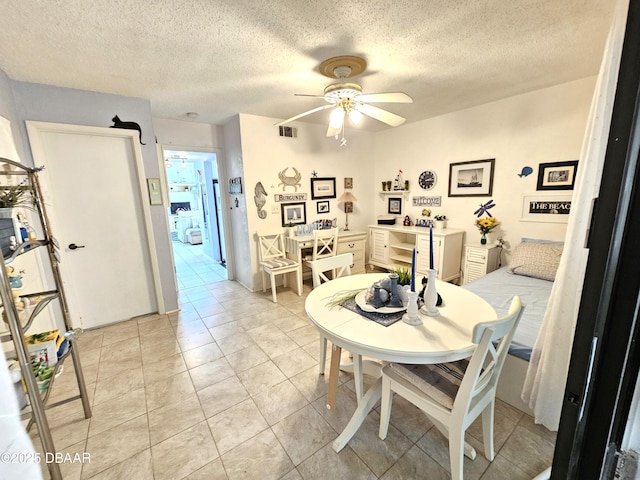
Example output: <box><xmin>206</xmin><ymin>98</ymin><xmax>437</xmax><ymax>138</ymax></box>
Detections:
<box><xmin>461</xmin><ymin>239</ymin><xmax>562</xmax><ymax>413</ymax></box>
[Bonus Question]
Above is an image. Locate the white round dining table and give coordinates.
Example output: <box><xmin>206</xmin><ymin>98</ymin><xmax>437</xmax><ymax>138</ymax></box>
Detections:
<box><xmin>304</xmin><ymin>272</ymin><xmax>497</xmax><ymax>452</ymax></box>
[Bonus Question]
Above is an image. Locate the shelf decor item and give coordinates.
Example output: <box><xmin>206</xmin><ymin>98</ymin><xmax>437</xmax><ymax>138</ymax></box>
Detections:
<box><xmin>434</xmin><ymin>214</ymin><xmax>447</xmax><ymax>229</ymax></box>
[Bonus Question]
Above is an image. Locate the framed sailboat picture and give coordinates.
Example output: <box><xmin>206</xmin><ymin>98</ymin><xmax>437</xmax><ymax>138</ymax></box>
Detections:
<box><xmin>448</xmin><ymin>159</ymin><xmax>495</xmax><ymax>197</ymax></box>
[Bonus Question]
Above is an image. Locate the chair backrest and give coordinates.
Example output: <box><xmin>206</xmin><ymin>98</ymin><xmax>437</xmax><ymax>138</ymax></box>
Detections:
<box><xmin>309</xmin><ymin>253</ymin><xmax>353</xmax><ymax>288</ymax></box>
<box><xmin>257</xmin><ymin>228</ymin><xmax>287</xmax><ymax>262</ymax></box>
<box><xmin>453</xmin><ymin>296</ymin><xmax>524</xmax><ymax>416</ymax></box>
<box><xmin>310</xmin><ymin>228</ymin><xmax>339</xmax><ymax>261</ymax></box>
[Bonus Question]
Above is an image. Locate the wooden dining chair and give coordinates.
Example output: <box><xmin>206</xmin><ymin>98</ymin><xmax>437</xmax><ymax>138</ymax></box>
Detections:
<box><xmin>307</xmin><ymin>253</ymin><xmax>354</xmax><ymax>409</ymax></box>
<box><xmin>256</xmin><ymin>228</ymin><xmax>302</xmax><ymax>303</ymax></box>
<box><xmin>378</xmin><ymin>296</ymin><xmax>524</xmax><ymax>480</ymax></box>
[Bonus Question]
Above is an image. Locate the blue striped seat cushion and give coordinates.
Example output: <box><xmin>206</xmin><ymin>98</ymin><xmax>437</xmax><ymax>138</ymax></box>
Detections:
<box><xmin>261</xmin><ymin>258</ymin><xmax>297</xmax><ymax>269</ymax></box>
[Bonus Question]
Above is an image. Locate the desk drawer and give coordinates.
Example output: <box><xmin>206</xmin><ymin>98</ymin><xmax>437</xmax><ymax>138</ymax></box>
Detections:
<box><xmin>337</xmin><ymin>239</ymin><xmax>365</xmax><ymax>254</ymax></box>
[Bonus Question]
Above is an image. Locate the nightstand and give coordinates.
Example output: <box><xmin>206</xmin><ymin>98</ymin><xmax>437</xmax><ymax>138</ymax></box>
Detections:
<box><xmin>463</xmin><ymin>244</ymin><xmax>501</xmax><ymax>284</ymax></box>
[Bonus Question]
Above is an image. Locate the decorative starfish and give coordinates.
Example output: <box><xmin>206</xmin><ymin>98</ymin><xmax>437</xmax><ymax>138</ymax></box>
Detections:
<box><xmin>474</xmin><ymin>199</ymin><xmax>496</xmax><ymax>217</ymax></box>
<box><xmin>311</xmin><ymin>170</ymin><xmax>318</xmax><ymax>178</ymax></box>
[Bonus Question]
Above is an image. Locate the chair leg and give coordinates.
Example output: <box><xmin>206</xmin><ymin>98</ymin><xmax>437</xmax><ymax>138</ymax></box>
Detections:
<box><xmin>449</xmin><ymin>429</ymin><xmax>465</xmax><ymax>480</ymax></box>
<box><xmin>270</xmin><ymin>272</ymin><xmax>277</xmax><ymax>303</ymax></box>
<box><xmin>319</xmin><ymin>336</ymin><xmax>327</xmax><ymax>375</ymax></box>
<box><xmin>262</xmin><ymin>270</ymin><xmax>267</xmax><ymax>293</ymax></box>
<box><xmin>378</xmin><ymin>375</ymin><xmax>393</xmax><ymax>440</ymax></box>
<box><xmin>326</xmin><ymin>344</ymin><xmax>341</xmax><ymax>410</ymax></box>
<box><xmin>296</xmin><ymin>266</ymin><xmax>303</xmax><ymax>296</ymax></box>
<box><xmin>481</xmin><ymin>399</ymin><xmax>495</xmax><ymax>461</ymax></box>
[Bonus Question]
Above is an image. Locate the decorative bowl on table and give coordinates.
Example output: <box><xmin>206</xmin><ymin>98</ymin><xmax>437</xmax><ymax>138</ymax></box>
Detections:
<box><xmin>358</xmin><ymin>275</ymin><xmax>409</xmax><ymax>313</ymax></box>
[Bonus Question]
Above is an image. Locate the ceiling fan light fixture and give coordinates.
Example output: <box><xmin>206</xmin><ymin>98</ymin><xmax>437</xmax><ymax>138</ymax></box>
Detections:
<box><xmin>348</xmin><ymin>109</ymin><xmax>364</xmax><ymax>125</ymax></box>
<box><xmin>329</xmin><ymin>107</ymin><xmax>345</xmax><ymax>129</ymax></box>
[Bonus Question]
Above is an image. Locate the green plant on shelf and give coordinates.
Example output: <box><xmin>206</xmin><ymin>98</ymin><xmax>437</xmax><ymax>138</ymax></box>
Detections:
<box><xmin>0</xmin><ymin>180</ymin><xmax>33</xmax><ymax>209</ymax></box>
<box><xmin>434</xmin><ymin>214</ymin><xmax>447</xmax><ymax>221</ymax></box>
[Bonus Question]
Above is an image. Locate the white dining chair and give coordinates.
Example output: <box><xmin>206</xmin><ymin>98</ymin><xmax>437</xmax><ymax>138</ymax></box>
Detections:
<box><xmin>257</xmin><ymin>227</ymin><xmax>302</xmax><ymax>303</ymax></box>
<box><xmin>304</xmin><ymin>228</ymin><xmax>339</xmax><ymax>266</ymax></box>
<box><xmin>307</xmin><ymin>253</ymin><xmax>354</xmax><ymax>409</ymax></box>
<box><xmin>378</xmin><ymin>296</ymin><xmax>524</xmax><ymax>480</ymax></box>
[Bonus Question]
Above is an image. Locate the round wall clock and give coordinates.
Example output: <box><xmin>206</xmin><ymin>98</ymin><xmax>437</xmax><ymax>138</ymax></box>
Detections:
<box><xmin>418</xmin><ymin>170</ymin><xmax>437</xmax><ymax>190</ymax></box>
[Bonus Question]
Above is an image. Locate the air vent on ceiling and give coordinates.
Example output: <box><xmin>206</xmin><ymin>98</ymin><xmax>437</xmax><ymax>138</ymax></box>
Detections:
<box><xmin>278</xmin><ymin>126</ymin><xmax>297</xmax><ymax>138</ymax></box>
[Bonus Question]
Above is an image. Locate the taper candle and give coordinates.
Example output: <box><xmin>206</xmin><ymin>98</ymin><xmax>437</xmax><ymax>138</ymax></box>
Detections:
<box><xmin>429</xmin><ymin>227</ymin><xmax>434</xmax><ymax>269</ymax></box>
<box><xmin>410</xmin><ymin>248</ymin><xmax>416</xmax><ymax>292</ymax></box>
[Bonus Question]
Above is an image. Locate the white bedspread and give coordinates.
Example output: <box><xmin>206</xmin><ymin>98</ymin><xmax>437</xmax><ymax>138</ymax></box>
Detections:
<box><xmin>462</xmin><ymin>267</ymin><xmax>553</xmax><ymax>361</ymax></box>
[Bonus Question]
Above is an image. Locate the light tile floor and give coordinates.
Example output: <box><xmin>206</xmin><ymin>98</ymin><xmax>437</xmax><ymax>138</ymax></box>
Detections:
<box><xmin>31</xmin><ymin>242</ymin><xmax>556</xmax><ymax>479</ymax></box>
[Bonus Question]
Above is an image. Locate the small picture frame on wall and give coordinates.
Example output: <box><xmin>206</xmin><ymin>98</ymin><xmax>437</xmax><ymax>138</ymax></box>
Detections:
<box><xmin>448</xmin><ymin>159</ymin><xmax>495</xmax><ymax>197</ymax></box>
<box><xmin>316</xmin><ymin>201</ymin><xmax>330</xmax><ymax>214</ymax></box>
<box><xmin>281</xmin><ymin>202</ymin><xmax>307</xmax><ymax>226</ymax></box>
<box><xmin>388</xmin><ymin>197</ymin><xmax>402</xmax><ymax>215</ymax></box>
<box><xmin>344</xmin><ymin>177</ymin><xmax>353</xmax><ymax>189</ymax></box>
<box><xmin>311</xmin><ymin>177</ymin><xmax>336</xmax><ymax>199</ymax></box>
<box><xmin>536</xmin><ymin>160</ymin><xmax>578</xmax><ymax>190</ymax></box>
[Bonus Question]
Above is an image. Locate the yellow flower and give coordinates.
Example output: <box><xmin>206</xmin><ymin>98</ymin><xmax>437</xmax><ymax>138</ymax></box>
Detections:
<box><xmin>475</xmin><ymin>217</ymin><xmax>499</xmax><ymax>234</ymax></box>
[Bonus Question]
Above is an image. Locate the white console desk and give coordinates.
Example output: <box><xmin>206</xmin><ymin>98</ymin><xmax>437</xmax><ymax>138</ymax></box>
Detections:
<box><xmin>284</xmin><ymin>230</ymin><xmax>367</xmax><ymax>291</ymax></box>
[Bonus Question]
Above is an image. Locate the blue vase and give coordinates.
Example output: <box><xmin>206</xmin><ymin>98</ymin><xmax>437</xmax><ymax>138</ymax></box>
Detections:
<box><xmin>387</xmin><ymin>275</ymin><xmax>403</xmax><ymax>308</ymax></box>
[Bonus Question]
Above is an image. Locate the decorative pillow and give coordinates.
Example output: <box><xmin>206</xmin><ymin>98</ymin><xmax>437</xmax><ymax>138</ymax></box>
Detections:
<box><xmin>508</xmin><ymin>242</ymin><xmax>563</xmax><ymax>281</ymax></box>
<box><xmin>521</xmin><ymin>237</ymin><xmax>564</xmax><ymax>246</ymax></box>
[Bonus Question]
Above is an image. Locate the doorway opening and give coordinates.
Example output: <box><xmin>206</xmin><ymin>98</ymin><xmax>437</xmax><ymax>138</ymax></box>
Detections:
<box><xmin>164</xmin><ymin>149</ymin><xmax>228</xmax><ymax>290</ymax></box>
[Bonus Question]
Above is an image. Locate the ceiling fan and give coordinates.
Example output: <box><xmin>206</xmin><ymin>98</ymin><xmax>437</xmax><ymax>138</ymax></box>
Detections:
<box><xmin>275</xmin><ymin>56</ymin><xmax>413</xmax><ymax>144</ymax></box>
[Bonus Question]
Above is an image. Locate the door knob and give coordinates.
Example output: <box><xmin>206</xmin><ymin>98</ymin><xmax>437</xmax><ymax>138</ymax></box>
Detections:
<box><xmin>68</xmin><ymin>243</ymin><xmax>85</xmax><ymax>250</ymax></box>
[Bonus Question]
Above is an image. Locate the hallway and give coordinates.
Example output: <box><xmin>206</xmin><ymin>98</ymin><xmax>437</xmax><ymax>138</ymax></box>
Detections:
<box><xmin>172</xmin><ymin>240</ymin><xmax>227</xmax><ymax>290</ymax></box>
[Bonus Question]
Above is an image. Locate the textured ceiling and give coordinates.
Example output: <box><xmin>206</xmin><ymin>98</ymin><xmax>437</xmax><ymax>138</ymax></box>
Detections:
<box><xmin>0</xmin><ymin>0</ymin><xmax>616</xmax><ymax>131</ymax></box>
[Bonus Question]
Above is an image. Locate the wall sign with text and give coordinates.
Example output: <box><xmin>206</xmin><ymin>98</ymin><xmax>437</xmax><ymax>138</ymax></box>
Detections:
<box><xmin>521</xmin><ymin>194</ymin><xmax>572</xmax><ymax>223</ymax></box>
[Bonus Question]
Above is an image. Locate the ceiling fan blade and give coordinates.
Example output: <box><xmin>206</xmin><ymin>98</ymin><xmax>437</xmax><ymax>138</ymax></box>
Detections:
<box><xmin>356</xmin><ymin>92</ymin><xmax>413</xmax><ymax>103</ymax></box>
<box><xmin>274</xmin><ymin>104</ymin><xmax>333</xmax><ymax>126</ymax></box>
<box><xmin>357</xmin><ymin>103</ymin><xmax>406</xmax><ymax>127</ymax></box>
<box><xmin>294</xmin><ymin>93</ymin><xmax>326</xmax><ymax>98</ymax></box>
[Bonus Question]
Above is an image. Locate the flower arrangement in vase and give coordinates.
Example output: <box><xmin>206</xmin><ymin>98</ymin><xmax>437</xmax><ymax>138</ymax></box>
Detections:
<box><xmin>474</xmin><ymin>217</ymin><xmax>500</xmax><ymax>244</ymax></box>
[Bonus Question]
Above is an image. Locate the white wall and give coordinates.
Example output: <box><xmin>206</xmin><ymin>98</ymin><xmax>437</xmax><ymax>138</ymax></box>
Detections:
<box><xmin>372</xmin><ymin>76</ymin><xmax>597</xmax><ymax>261</ymax></box>
<box><xmin>153</xmin><ymin>117</ymin><xmax>222</xmax><ymax>149</ymax></box>
<box><xmin>236</xmin><ymin>113</ymin><xmax>376</xmax><ymax>291</ymax></box>
<box><xmin>10</xmin><ymin>81</ymin><xmax>179</xmax><ymax>312</ymax></box>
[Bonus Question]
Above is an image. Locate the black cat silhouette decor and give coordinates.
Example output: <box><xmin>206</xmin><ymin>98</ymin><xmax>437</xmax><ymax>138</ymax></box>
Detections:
<box><xmin>110</xmin><ymin>115</ymin><xmax>145</xmax><ymax>145</ymax></box>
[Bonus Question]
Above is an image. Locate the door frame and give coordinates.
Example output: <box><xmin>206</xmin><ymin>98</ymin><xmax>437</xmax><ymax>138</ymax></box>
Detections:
<box><xmin>158</xmin><ymin>144</ymin><xmax>234</xmax><ymax>280</ymax></box>
<box><xmin>26</xmin><ymin>121</ymin><xmax>165</xmax><ymax>315</ymax></box>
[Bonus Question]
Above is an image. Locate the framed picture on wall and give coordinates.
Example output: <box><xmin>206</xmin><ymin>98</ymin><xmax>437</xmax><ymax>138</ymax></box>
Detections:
<box><xmin>521</xmin><ymin>193</ymin><xmax>572</xmax><ymax>223</ymax></box>
<box><xmin>281</xmin><ymin>202</ymin><xmax>307</xmax><ymax>226</ymax></box>
<box><xmin>344</xmin><ymin>177</ymin><xmax>353</xmax><ymax>189</ymax></box>
<box><xmin>316</xmin><ymin>201</ymin><xmax>330</xmax><ymax>214</ymax></box>
<box><xmin>536</xmin><ymin>160</ymin><xmax>578</xmax><ymax>190</ymax></box>
<box><xmin>448</xmin><ymin>159</ymin><xmax>495</xmax><ymax>197</ymax></box>
<box><xmin>310</xmin><ymin>177</ymin><xmax>336</xmax><ymax>199</ymax></box>
<box><xmin>388</xmin><ymin>197</ymin><xmax>402</xmax><ymax>215</ymax></box>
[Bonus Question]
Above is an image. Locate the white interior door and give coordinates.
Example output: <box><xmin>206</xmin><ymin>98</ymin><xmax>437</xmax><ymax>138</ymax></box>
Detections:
<box><xmin>27</xmin><ymin>122</ymin><xmax>159</xmax><ymax>329</ymax></box>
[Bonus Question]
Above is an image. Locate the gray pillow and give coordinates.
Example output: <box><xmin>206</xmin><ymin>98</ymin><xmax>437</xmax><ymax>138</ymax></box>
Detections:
<box><xmin>508</xmin><ymin>242</ymin><xmax>563</xmax><ymax>281</ymax></box>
